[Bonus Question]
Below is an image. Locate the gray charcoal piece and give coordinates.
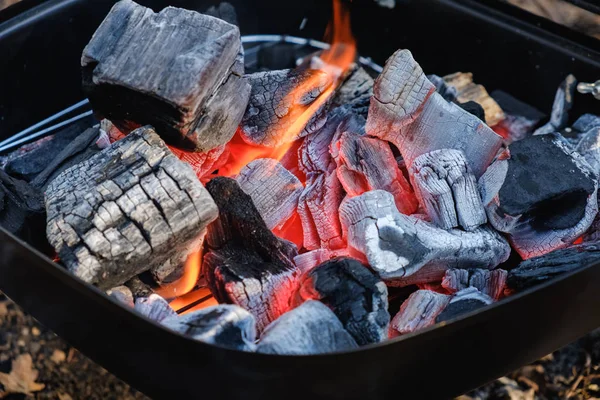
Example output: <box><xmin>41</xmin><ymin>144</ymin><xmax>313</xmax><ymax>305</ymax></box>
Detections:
<box><xmin>330</xmin><ymin>66</ymin><xmax>374</xmax><ymax>118</ymax></box>
<box><xmin>339</xmin><ymin>190</ymin><xmax>510</xmax><ymax>286</ymax></box>
<box><xmin>236</xmin><ymin>158</ymin><xmax>304</xmax><ymax>230</ymax></box>
<box><xmin>45</xmin><ymin>126</ymin><xmax>218</xmax><ymax>289</ymax></box>
<box><xmin>162</xmin><ymin>305</ymin><xmax>257</xmax><ymax>351</ymax></box>
<box><xmin>575</xmin><ymin>125</ymin><xmax>600</xmax><ymax>176</ymax></box>
<box><xmin>480</xmin><ymin>133</ymin><xmax>598</xmax><ymax>259</ymax></box>
<box><xmin>240</xmin><ymin>69</ymin><xmax>333</xmax><ymax>147</ymax></box>
<box><xmin>106</xmin><ymin>285</ymin><xmax>134</xmax><ymax>308</ymax></box>
<box><xmin>427</xmin><ymin>74</ymin><xmax>458</xmax><ymax>102</ymax></box>
<box><xmin>134</xmin><ymin>294</ymin><xmax>177</xmax><ymax>322</ymax></box>
<box><xmin>441</xmin><ymin>269</ymin><xmax>469</xmax><ymax>293</ymax></box>
<box><xmin>534</xmin><ymin>75</ymin><xmax>577</xmax><ymax>136</ymax></box>
<box><xmin>365</xmin><ymin>49</ymin><xmax>502</xmax><ymax>178</ymax></box>
<box><xmin>468</xmin><ymin>269</ymin><xmax>507</xmax><ymax>301</ymax></box>
<box><xmin>410</xmin><ymin>149</ymin><xmax>487</xmax><ymax>231</ymax></box>
<box><xmin>257</xmin><ymin>300</ymin><xmax>358</xmax><ymax>355</ymax></box>
<box><xmin>295</xmin><ymin>257</ymin><xmax>390</xmax><ymax>345</ymax></box>
<box><xmin>390</xmin><ymin>290</ymin><xmax>451</xmax><ymax>335</ymax></box>
<box><xmin>81</xmin><ymin>0</ymin><xmax>250</xmax><ymax>152</ymax></box>
<box><xmin>435</xmin><ymin>287</ymin><xmax>493</xmax><ymax>323</ymax></box>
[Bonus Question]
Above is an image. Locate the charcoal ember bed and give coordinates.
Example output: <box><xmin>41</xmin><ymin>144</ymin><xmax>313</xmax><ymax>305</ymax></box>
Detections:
<box><xmin>3</xmin><ymin>0</ymin><xmax>600</xmax><ymax>357</ymax></box>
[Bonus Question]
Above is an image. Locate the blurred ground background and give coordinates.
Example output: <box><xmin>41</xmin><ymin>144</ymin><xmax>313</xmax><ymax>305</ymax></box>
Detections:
<box><xmin>1</xmin><ymin>0</ymin><xmax>600</xmax><ymax>399</ymax></box>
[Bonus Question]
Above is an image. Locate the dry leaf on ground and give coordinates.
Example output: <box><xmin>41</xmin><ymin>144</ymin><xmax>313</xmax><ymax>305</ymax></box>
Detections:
<box><xmin>0</xmin><ymin>354</ymin><xmax>45</xmax><ymax>396</ymax></box>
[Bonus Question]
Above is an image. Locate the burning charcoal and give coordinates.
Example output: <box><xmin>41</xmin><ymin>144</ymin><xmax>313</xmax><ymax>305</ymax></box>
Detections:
<box><xmin>134</xmin><ymin>294</ymin><xmax>177</xmax><ymax>322</ymax></box>
<box><xmin>390</xmin><ymin>290</ymin><xmax>450</xmax><ymax>336</ymax></box>
<box><xmin>443</xmin><ymin>72</ymin><xmax>505</xmax><ymax>126</ymax></box>
<box><xmin>491</xmin><ymin>90</ymin><xmax>546</xmax><ymax>143</ymax></box>
<box><xmin>256</xmin><ymin>300</ymin><xmax>358</xmax><ymax>355</ymax></box>
<box><xmin>366</xmin><ymin>50</ymin><xmax>503</xmax><ymax>178</ymax></box>
<box><xmin>573</xmin><ymin>114</ymin><xmax>600</xmax><ymax>133</ymax></box>
<box><xmin>45</xmin><ymin>126</ymin><xmax>218</xmax><ymax>289</ymax></box>
<box><xmin>293</xmin><ymin>248</ymin><xmax>349</xmax><ymax>273</ymax></box>
<box><xmin>203</xmin><ymin>177</ymin><xmax>299</xmax><ymax>331</ymax></box>
<box><xmin>0</xmin><ymin>169</ymin><xmax>45</xmax><ymax>246</ymax></box>
<box><xmin>441</xmin><ymin>269</ymin><xmax>469</xmax><ymax>293</ymax></box>
<box><xmin>534</xmin><ymin>75</ymin><xmax>577</xmax><ymax>136</ymax></box>
<box><xmin>575</xmin><ymin>125</ymin><xmax>600</xmax><ymax>175</ymax></box>
<box><xmin>339</xmin><ymin>190</ymin><xmax>510</xmax><ymax>286</ymax></box>
<box><xmin>294</xmin><ymin>257</ymin><xmax>389</xmax><ymax>345</ymax></box>
<box><xmin>330</xmin><ymin>66</ymin><xmax>374</xmax><ymax>118</ymax></box>
<box><xmin>30</xmin><ymin>127</ymin><xmax>103</xmax><ymax>190</ymax></box>
<box><xmin>162</xmin><ymin>305</ymin><xmax>256</xmax><ymax>351</ymax></box>
<box><xmin>236</xmin><ymin>158</ymin><xmax>303</xmax><ymax>230</ymax></box>
<box><xmin>332</xmin><ymin>130</ymin><xmax>418</xmax><ymax>215</ymax></box>
<box><xmin>125</xmin><ymin>276</ymin><xmax>154</xmax><ymax>299</ymax></box>
<box><xmin>168</xmin><ymin>144</ymin><xmax>228</xmax><ymax>181</ymax></box>
<box><xmin>240</xmin><ymin>69</ymin><xmax>334</xmax><ymax>147</ymax></box>
<box><xmin>106</xmin><ymin>286</ymin><xmax>134</xmax><ymax>307</ymax></box>
<box><xmin>479</xmin><ymin>133</ymin><xmax>598</xmax><ymax>259</ymax></box>
<box><xmin>82</xmin><ymin>0</ymin><xmax>250</xmax><ymax>152</ymax></box>
<box><xmin>410</xmin><ymin>149</ymin><xmax>487</xmax><ymax>230</ymax></box>
<box><xmin>507</xmin><ymin>242</ymin><xmax>600</xmax><ymax>291</ymax></box>
<box><xmin>298</xmin><ymin>171</ymin><xmax>346</xmax><ymax>250</ymax></box>
<box><xmin>435</xmin><ymin>287</ymin><xmax>493</xmax><ymax>323</ymax></box>
<box><xmin>469</xmin><ymin>269</ymin><xmax>507</xmax><ymax>301</ymax></box>
<box><xmin>427</xmin><ymin>74</ymin><xmax>457</xmax><ymax>102</ymax></box>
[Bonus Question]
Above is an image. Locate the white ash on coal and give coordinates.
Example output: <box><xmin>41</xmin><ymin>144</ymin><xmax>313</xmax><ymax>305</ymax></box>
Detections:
<box><xmin>442</xmin><ymin>268</ymin><xmax>507</xmax><ymax>300</ymax></box>
<box><xmin>534</xmin><ymin>75</ymin><xmax>577</xmax><ymax>136</ymax></box>
<box><xmin>134</xmin><ymin>294</ymin><xmax>177</xmax><ymax>323</ymax></box>
<box><xmin>435</xmin><ymin>287</ymin><xmax>493</xmax><ymax>323</ymax></box>
<box><xmin>390</xmin><ymin>290</ymin><xmax>450</xmax><ymax>336</ymax></box>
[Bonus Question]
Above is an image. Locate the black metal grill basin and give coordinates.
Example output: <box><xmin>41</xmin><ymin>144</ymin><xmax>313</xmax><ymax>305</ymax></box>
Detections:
<box><xmin>1</xmin><ymin>0</ymin><xmax>600</xmax><ymax>399</ymax></box>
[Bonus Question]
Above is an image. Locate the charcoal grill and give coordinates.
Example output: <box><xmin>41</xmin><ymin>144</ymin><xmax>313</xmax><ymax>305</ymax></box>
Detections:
<box><xmin>1</xmin><ymin>0</ymin><xmax>600</xmax><ymax>399</ymax></box>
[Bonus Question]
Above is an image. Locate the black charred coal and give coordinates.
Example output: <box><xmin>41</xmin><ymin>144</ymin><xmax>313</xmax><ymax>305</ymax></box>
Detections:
<box><xmin>162</xmin><ymin>305</ymin><xmax>257</xmax><ymax>351</ymax></box>
<box><xmin>435</xmin><ymin>287</ymin><xmax>492</xmax><ymax>323</ymax></box>
<box><xmin>427</xmin><ymin>74</ymin><xmax>458</xmax><ymax>102</ymax></box>
<box><xmin>30</xmin><ymin>127</ymin><xmax>102</xmax><ymax>190</ymax></box>
<box><xmin>0</xmin><ymin>169</ymin><xmax>45</xmax><ymax>247</ymax></box>
<box><xmin>507</xmin><ymin>243</ymin><xmax>600</xmax><ymax>291</ymax></box>
<box><xmin>491</xmin><ymin>90</ymin><xmax>546</xmax><ymax>123</ymax></box>
<box><xmin>295</xmin><ymin>257</ymin><xmax>390</xmax><ymax>345</ymax></box>
<box><xmin>459</xmin><ymin>101</ymin><xmax>486</xmax><ymax>123</ymax></box>
<box><xmin>534</xmin><ymin>75</ymin><xmax>577</xmax><ymax>136</ymax></box>
<box><xmin>204</xmin><ymin>177</ymin><xmax>299</xmax><ymax>331</ymax></box>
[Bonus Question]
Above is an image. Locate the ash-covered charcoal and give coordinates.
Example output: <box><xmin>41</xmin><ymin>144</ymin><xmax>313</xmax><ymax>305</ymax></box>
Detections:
<box><xmin>106</xmin><ymin>286</ymin><xmax>134</xmax><ymax>307</ymax></box>
<box><xmin>125</xmin><ymin>276</ymin><xmax>154</xmax><ymax>299</ymax></box>
<box><xmin>236</xmin><ymin>158</ymin><xmax>303</xmax><ymax>231</ymax></box>
<box><xmin>339</xmin><ymin>190</ymin><xmax>510</xmax><ymax>286</ymax></box>
<box><xmin>332</xmin><ymin>130</ymin><xmax>418</xmax><ymax>215</ymax></box>
<box><xmin>427</xmin><ymin>74</ymin><xmax>458</xmax><ymax>102</ymax></box>
<box><xmin>490</xmin><ymin>90</ymin><xmax>546</xmax><ymax>143</ymax></box>
<box><xmin>507</xmin><ymin>242</ymin><xmax>600</xmax><ymax>291</ymax></box>
<box><xmin>240</xmin><ymin>69</ymin><xmax>334</xmax><ymax>147</ymax></box>
<box><xmin>573</xmin><ymin>114</ymin><xmax>600</xmax><ymax>133</ymax></box>
<box><xmin>410</xmin><ymin>149</ymin><xmax>487</xmax><ymax>231</ymax></box>
<box><xmin>298</xmin><ymin>171</ymin><xmax>346</xmax><ymax>250</ymax></box>
<box><xmin>469</xmin><ymin>269</ymin><xmax>507</xmax><ymax>301</ymax></box>
<box><xmin>45</xmin><ymin>126</ymin><xmax>218</xmax><ymax>290</ymax></box>
<box><xmin>30</xmin><ymin>127</ymin><xmax>103</xmax><ymax>190</ymax></box>
<box><xmin>256</xmin><ymin>300</ymin><xmax>358</xmax><ymax>355</ymax></box>
<box><xmin>435</xmin><ymin>287</ymin><xmax>493</xmax><ymax>323</ymax></box>
<box><xmin>534</xmin><ymin>75</ymin><xmax>577</xmax><ymax>136</ymax></box>
<box><xmin>4</xmin><ymin>118</ymin><xmax>96</xmax><ymax>182</ymax></box>
<box><xmin>330</xmin><ymin>66</ymin><xmax>374</xmax><ymax>117</ymax></box>
<box><xmin>293</xmin><ymin>248</ymin><xmax>349</xmax><ymax>273</ymax></box>
<box><xmin>203</xmin><ymin>177</ymin><xmax>299</xmax><ymax>331</ymax></box>
<box><xmin>366</xmin><ymin>50</ymin><xmax>503</xmax><ymax>178</ymax></box>
<box><xmin>82</xmin><ymin>0</ymin><xmax>250</xmax><ymax>152</ymax></box>
<box><xmin>134</xmin><ymin>294</ymin><xmax>177</xmax><ymax>322</ymax></box>
<box><xmin>575</xmin><ymin>125</ymin><xmax>600</xmax><ymax>175</ymax></box>
<box><xmin>0</xmin><ymin>168</ymin><xmax>46</xmax><ymax>246</ymax></box>
<box><xmin>441</xmin><ymin>269</ymin><xmax>469</xmax><ymax>293</ymax></box>
<box><xmin>168</xmin><ymin>144</ymin><xmax>228</xmax><ymax>181</ymax></box>
<box><xmin>390</xmin><ymin>290</ymin><xmax>450</xmax><ymax>336</ymax></box>
<box><xmin>162</xmin><ymin>305</ymin><xmax>257</xmax><ymax>351</ymax></box>
<box><xmin>295</xmin><ymin>257</ymin><xmax>390</xmax><ymax>345</ymax></box>
<box><xmin>443</xmin><ymin>72</ymin><xmax>505</xmax><ymax>127</ymax></box>
<box><xmin>480</xmin><ymin>133</ymin><xmax>598</xmax><ymax>259</ymax></box>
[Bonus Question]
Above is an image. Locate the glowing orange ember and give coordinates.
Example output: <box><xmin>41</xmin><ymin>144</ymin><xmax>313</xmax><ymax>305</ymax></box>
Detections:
<box><xmin>155</xmin><ymin>250</ymin><xmax>201</xmax><ymax>299</ymax></box>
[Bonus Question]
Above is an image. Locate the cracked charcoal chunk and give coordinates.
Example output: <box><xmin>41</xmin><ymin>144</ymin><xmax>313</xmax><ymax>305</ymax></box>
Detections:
<box><xmin>134</xmin><ymin>294</ymin><xmax>177</xmax><ymax>322</ymax></box>
<box><xmin>332</xmin><ymin>129</ymin><xmax>418</xmax><ymax>215</ymax></box>
<box><xmin>427</xmin><ymin>74</ymin><xmax>458</xmax><ymax>102</ymax></box>
<box><xmin>45</xmin><ymin>126</ymin><xmax>218</xmax><ymax>290</ymax></box>
<box><xmin>203</xmin><ymin>177</ymin><xmax>299</xmax><ymax>332</ymax></box>
<box><xmin>575</xmin><ymin>126</ymin><xmax>600</xmax><ymax>176</ymax></box>
<box><xmin>162</xmin><ymin>305</ymin><xmax>256</xmax><ymax>351</ymax></box>
<box><xmin>441</xmin><ymin>269</ymin><xmax>469</xmax><ymax>293</ymax></box>
<box><xmin>257</xmin><ymin>300</ymin><xmax>358</xmax><ymax>355</ymax></box>
<box><xmin>167</xmin><ymin>144</ymin><xmax>228</xmax><ymax>181</ymax></box>
<box><xmin>441</xmin><ymin>268</ymin><xmax>507</xmax><ymax>300</ymax></box>
<box><xmin>236</xmin><ymin>158</ymin><xmax>303</xmax><ymax>230</ymax></box>
<box><xmin>507</xmin><ymin>242</ymin><xmax>600</xmax><ymax>292</ymax></box>
<box><xmin>390</xmin><ymin>290</ymin><xmax>450</xmax><ymax>335</ymax></box>
<box><xmin>480</xmin><ymin>133</ymin><xmax>598</xmax><ymax>259</ymax></box>
<box><xmin>534</xmin><ymin>75</ymin><xmax>577</xmax><ymax>136</ymax></box>
<box><xmin>435</xmin><ymin>287</ymin><xmax>493</xmax><ymax>323</ymax></box>
<box><xmin>240</xmin><ymin>69</ymin><xmax>334</xmax><ymax>147</ymax></box>
<box><xmin>366</xmin><ymin>50</ymin><xmax>503</xmax><ymax>178</ymax></box>
<box><xmin>330</xmin><ymin>66</ymin><xmax>374</xmax><ymax>118</ymax></box>
<box><xmin>106</xmin><ymin>286</ymin><xmax>134</xmax><ymax>307</ymax></box>
<box><xmin>410</xmin><ymin>149</ymin><xmax>487</xmax><ymax>231</ymax></box>
<box><xmin>82</xmin><ymin>0</ymin><xmax>250</xmax><ymax>152</ymax></box>
<box><xmin>339</xmin><ymin>190</ymin><xmax>510</xmax><ymax>286</ymax></box>
<box><xmin>295</xmin><ymin>257</ymin><xmax>389</xmax><ymax>345</ymax></box>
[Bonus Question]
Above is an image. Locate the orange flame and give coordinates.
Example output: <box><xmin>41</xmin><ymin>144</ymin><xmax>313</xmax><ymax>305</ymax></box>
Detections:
<box><xmin>155</xmin><ymin>250</ymin><xmax>201</xmax><ymax>299</ymax></box>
